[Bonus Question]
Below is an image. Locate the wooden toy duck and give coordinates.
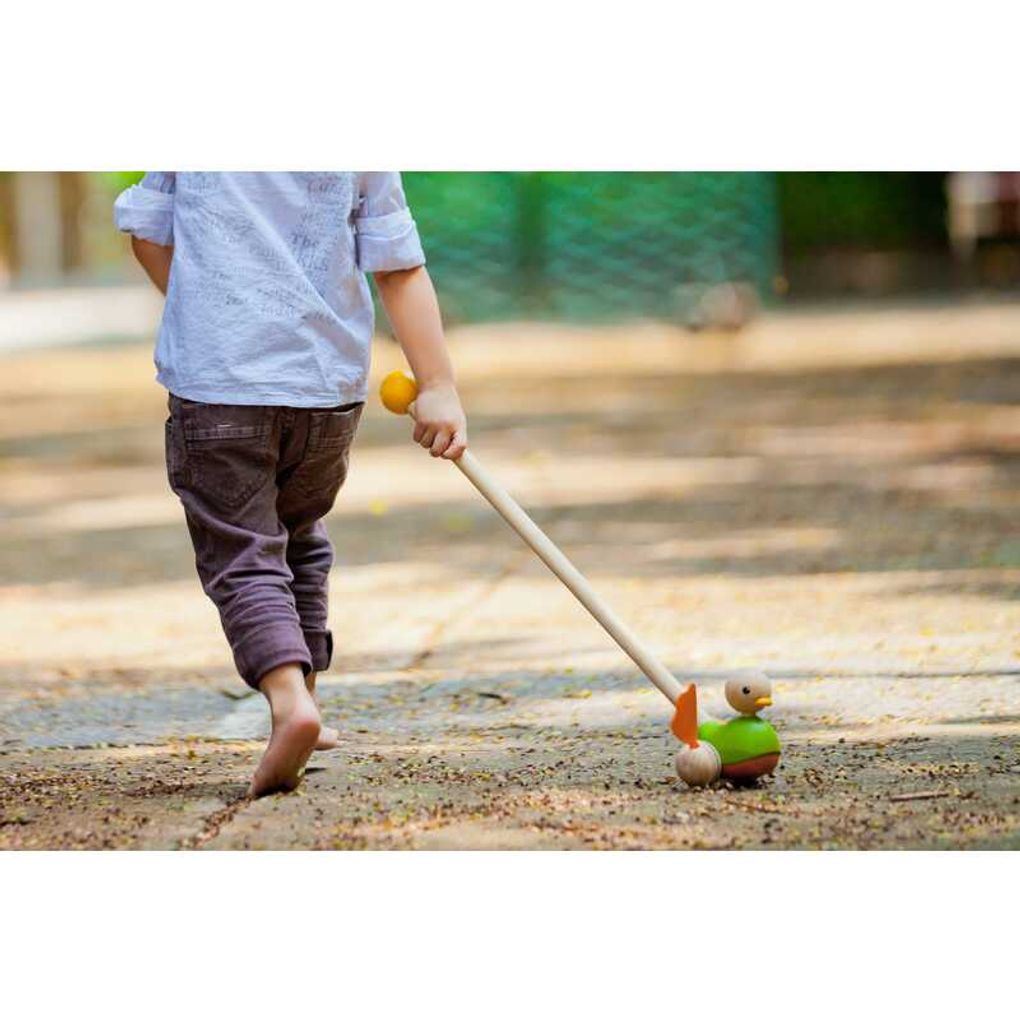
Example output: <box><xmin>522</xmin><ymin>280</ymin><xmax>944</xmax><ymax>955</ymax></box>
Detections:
<box><xmin>696</xmin><ymin>674</ymin><xmax>781</xmax><ymax>785</ymax></box>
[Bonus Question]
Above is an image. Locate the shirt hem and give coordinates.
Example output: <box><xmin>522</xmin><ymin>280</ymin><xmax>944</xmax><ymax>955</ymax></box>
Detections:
<box><xmin>158</xmin><ymin>374</ymin><xmax>368</xmax><ymax>408</ymax></box>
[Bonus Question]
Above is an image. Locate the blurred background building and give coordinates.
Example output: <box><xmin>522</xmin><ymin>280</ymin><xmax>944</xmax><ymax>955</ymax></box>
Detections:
<box><xmin>1</xmin><ymin>172</ymin><xmax>1019</xmax><ymax>332</ymax></box>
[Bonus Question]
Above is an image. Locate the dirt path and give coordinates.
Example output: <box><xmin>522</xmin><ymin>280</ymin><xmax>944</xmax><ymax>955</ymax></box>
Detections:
<box><xmin>1</xmin><ymin>302</ymin><xmax>1018</xmax><ymax>849</ymax></box>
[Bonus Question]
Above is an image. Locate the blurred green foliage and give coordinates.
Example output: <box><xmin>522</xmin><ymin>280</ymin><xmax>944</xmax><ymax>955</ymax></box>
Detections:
<box><xmin>778</xmin><ymin>172</ymin><xmax>947</xmax><ymax>253</ymax></box>
<box><xmin>101</xmin><ymin>171</ymin><xmax>144</xmax><ymax>194</ymax></box>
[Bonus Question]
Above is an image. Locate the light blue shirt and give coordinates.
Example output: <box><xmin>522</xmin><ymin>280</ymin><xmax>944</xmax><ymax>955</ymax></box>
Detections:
<box><xmin>114</xmin><ymin>172</ymin><xmax>425</xmax><ymax>407</ymax></box>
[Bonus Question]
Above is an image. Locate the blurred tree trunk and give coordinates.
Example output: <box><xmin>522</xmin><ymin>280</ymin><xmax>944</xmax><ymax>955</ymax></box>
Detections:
<box><xmin>0</xmin><ymin>173</ymin><xmax>13</xmax><ymax>286</ymax></box>
<box><xmin>11</xmin><ymin>172</ymin><xmax>64</xmax><ymax>285</ymax></box>
<box><xmin>515</xmin><ymin>171</ymin><xmax>547</xmax><ymax>313</ymax></box>
<box><xmin>58</xmin><ymin>172</ymin><xmax>87</xmax><ymax>277</ymax></box>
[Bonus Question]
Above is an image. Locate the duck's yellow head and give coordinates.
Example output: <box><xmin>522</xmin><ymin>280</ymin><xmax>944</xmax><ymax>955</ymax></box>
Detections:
<box><xmin>725</xmin><ymin>674</ymin><xmax>773</xmax><ymax>716</ymax></box>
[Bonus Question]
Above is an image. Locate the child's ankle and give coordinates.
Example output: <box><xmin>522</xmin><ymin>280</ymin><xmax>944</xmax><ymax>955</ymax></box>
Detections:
<box><xmin>258</xmin><ymin>663</ymin><xmax>311</xmax><ymax>706</ymax></box>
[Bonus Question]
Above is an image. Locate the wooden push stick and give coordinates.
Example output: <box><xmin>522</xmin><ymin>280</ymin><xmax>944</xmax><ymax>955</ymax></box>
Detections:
<box><xmin>453</xmin><ymin>448</ymin><xmax>684</xmax><ymax>705</ymax></box>
<box><xmin>380</xmin><ymin>370</ymin><xmax>690</xmax><ymax>709</ymax></box>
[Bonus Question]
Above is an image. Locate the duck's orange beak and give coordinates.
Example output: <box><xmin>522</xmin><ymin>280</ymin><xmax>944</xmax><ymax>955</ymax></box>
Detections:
<box><xmin>754</xmin><ymin>695</ymin><xmax>772</xmax><ymax>708</ymax></box>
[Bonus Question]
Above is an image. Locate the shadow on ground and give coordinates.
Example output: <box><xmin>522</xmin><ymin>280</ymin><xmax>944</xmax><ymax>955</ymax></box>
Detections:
<box><xmin>2</xmin><ymin>351</ymin><xmax>1019</xmax><ymax>592</ymax></box>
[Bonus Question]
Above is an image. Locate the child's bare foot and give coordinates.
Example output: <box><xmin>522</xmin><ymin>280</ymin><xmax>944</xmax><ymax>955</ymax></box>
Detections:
<box><xmin>305</xmin><ymin>671</ymin><xmax>340</xmax><ymax>751</ymax></box>
<box><xmin>315</xmin><ymin>725</ymin><xmax>340</xmax><ymax>750</ymax></box>
<box><xmin>249</xmin><ymin>664</ymin><xmax>321</xmax><ymax>797</ymax></box>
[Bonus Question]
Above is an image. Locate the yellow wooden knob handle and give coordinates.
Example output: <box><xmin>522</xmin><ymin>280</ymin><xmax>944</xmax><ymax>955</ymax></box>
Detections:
<box><xmin>380</xmin><ymin>370</ymin><xmax>418</xmax><ymax>415</ymax></box>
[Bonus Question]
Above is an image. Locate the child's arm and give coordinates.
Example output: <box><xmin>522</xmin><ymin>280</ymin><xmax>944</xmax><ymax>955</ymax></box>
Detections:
<box><xmin>114</xmin><ymin>172</ymin><xmax>176</xmax><ymax>294</ymax></box>
<box><xmin>374</xmin><ymin>265</ymin><xmax>467</xmax><ymax>460</ymax></box>
<box><xmin>131</xmin><ymin>237</ymin><xmax>173</xmax><ymax>295</ymax></box>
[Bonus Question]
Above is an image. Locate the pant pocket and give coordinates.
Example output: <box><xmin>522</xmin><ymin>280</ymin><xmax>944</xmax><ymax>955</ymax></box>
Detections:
<box><xmin>292</xmin><ymin>403</ymin><xmax>363</xmax><ymax>502</ymax></box>
<box><xmin>174</xmin><ymin>400</ymin><xmax>275</xmax><ymax>512</ymax></box>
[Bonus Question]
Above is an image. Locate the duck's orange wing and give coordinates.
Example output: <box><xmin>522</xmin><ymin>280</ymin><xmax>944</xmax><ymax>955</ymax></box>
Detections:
<box><xmin>670</xmin><ymin>683</ymin><xmax>699</xmax><ymax>748</ymax></box>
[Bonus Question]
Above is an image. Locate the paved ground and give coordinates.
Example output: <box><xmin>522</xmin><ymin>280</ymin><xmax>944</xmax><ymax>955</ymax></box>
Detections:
<box><xmin>1</xmin><ymin>300</ymin><xmax>1018</xmax><ymax>849</ymax></box>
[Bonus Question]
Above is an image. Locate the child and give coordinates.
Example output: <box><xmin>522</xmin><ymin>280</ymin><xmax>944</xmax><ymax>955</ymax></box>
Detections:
<box><xmin>114</xmin><ymin>172</ymin><xmax>467</xmax><ymax>797</ymax></box>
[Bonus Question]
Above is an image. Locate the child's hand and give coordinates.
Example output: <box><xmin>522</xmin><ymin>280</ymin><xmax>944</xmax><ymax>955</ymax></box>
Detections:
<box><xmin>412</xmin><ymin>382</ymin><xmax>468</xmax><ymax>459</ymax></box>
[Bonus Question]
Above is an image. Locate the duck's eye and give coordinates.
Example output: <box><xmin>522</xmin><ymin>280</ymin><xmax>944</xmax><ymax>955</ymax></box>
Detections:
<box><xmin>741</xmin><ymin>686</ymin><xmax>751</xmax><ymax>695</ymax></box>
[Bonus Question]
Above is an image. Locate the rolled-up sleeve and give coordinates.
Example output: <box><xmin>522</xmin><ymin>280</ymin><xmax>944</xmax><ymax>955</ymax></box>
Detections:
<box><xmin>354</xmin><ymin>172</ymin><xmax>425</xmax><ymax>273</ymax></box>
<box><xmin>113</xmin><ymin>172</ymin><xmax>176</xmax><ymax>246</ymax></box>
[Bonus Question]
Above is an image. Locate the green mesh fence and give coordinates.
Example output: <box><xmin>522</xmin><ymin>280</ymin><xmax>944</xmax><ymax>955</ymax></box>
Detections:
<box><xmin>404</xmin><ymin>172</ymin><xmax>779</xmax><ymax>323</ymax></box>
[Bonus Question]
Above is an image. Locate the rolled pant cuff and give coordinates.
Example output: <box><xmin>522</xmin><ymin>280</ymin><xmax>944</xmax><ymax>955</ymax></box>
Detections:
<box><xmin>304</xmin><ymin>629</ymin><xmax>333</xmax><ymax>673</ymax></box>
<box><xmin>234</xmin><ymin>634</ymin><xmax>313</xmax><ymax>690</ymax></box>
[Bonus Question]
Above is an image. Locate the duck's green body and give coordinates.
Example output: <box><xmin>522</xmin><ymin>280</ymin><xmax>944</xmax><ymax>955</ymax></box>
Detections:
<box><xmin>698</xmin><ymin>716</ymin><xmax>781</xmax><ymax>784</ymax></box>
